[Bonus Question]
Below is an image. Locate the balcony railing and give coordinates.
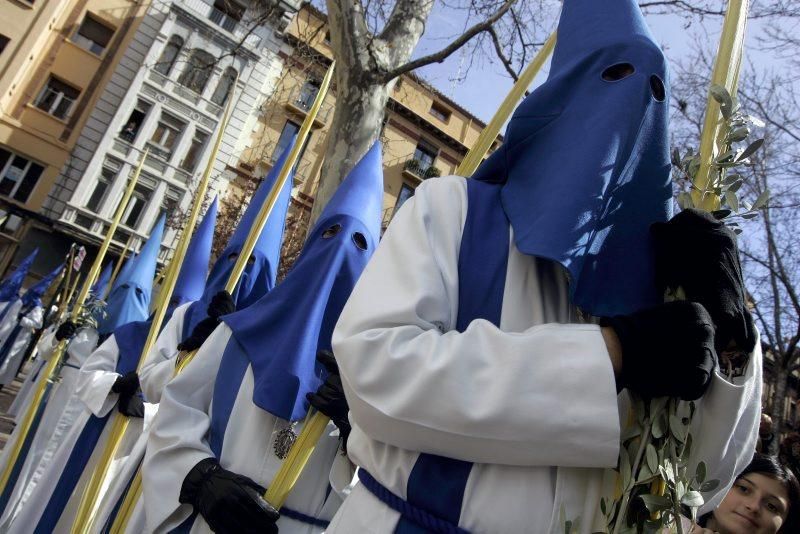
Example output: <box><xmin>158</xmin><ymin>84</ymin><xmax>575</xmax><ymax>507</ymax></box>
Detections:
<box><xmin>403</xmin><ymin>158</ymin><xmax>441</xmax><ymax>179</ymax></box>
<box><xmin>283</xmin><ymin>86</ymin><xmax>334</xmax><ymax>126</ymax></box>
<box><xmin>179</xmin><ymin>0</ymin><xmax>262</xmax><ymax>48</ymax></box>
<box><xmin>209</xmin><ymin>7</ymin><xmax>239</xmax><ymax>32</ymax></box>
<box><xmin>71</xmin><ymin>33</ymin><xmax>106</xmax><ymax>56</ymax></box>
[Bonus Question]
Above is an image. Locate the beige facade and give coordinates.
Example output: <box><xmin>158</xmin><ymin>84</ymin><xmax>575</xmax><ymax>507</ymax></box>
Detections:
<box><xmin>0</xmin><ymin>0</ymin><xmax>145</xmax><ymax>277</ymax></box>
<box><xmin>234</xmin><ymin>4</ymin><xmax>499</xmax><ymax>237</ymax></box>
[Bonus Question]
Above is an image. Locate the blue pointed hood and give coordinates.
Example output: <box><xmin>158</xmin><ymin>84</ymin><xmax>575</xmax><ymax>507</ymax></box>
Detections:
<box><xmin>0</xmin><ymin>249</ymin><xmax>38</xmax><ymax>302</ymax></box>
<box><xmin>180</xmin><ymin>144</ymin><xmax>294</xmax><ymax>339</ymax></box>
<box><xmin>22</xmin><ymin>263</ymin><xmax>64</xmax><ymax>308</ymax></box>
<box><xmin>169</xmin><ymin>196</ymin><xmax>218</xmax><ymax>313</ymax></box>
<box><xmin>110</xmin><ymin>253</ymin><xmax>137</xmax><ymax>295</ymax></box>
<box><xmin>114</xmin><ymin>198</ymin><xmax>216</xmax><ymax>377</ymax></box>
<box><xmin>472</xmin><ymin>0</ymin><xmax>672</xmax><ymax>316</ymax></box>
<box><xmin>90</xmin><ymin>263</ymin><xmax>113</xmax><ymax>301</ymax></box>
<box><xmin>223</xmin><ymin>142</ymin><xmax>384</xmax><ymax>421</ymax></box>
<box><xmin>98</xmin><ymin>216</ymin><xmax>165</xmax><ymax>335</ymax></box>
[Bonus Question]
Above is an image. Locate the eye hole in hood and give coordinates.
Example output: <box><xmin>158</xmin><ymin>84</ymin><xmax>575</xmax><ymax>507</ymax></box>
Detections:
<box><xmin>322</xmin><ymin>224</ymin><xmax>342</xmax><ymax>239</ymax></box>
<box><xmin>650</xmin><ymin>75</ymin><xmax>666</xmax><ymax>101</ymax></box>
<box><xmin>602</xmin><ymin>62</ymin><xmax>635</xmax><ymax>82</ymax></box>
<box><xmin>352</xmin><ymin>232</ymin><xmax>368</xmax><ymax>250</ymax></box>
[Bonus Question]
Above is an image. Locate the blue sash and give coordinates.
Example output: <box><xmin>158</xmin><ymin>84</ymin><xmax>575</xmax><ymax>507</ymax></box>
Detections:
<box><xmin>395</xmin><ymin>179</ymin><xmax>509</xmax><ymax>534</ymax></box>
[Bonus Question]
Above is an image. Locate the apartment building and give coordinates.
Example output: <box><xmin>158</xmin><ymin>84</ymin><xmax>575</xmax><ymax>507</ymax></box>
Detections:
<box><xmin>34</xmin><ymin>0</ymin><xmax>300</xmax><ymax>273</ymax></box>
<box><xmin>0</xmin><ymin>0</ymin><xmax>145</xmax><ymax>278</ymax></box>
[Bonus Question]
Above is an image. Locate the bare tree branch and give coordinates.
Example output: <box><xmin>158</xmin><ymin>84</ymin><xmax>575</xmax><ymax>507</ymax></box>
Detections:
<box><xmin>377</xmin><ymin>0</ymin><xmax>517</xmax><ymax>83</ymax></box>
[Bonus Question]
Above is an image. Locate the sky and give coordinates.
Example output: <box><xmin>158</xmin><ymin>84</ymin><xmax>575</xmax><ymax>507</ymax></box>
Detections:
<box><xmin>411</xmin><ymin>5</ymin><xmax>781</xmax><ymax>125</ymax></box>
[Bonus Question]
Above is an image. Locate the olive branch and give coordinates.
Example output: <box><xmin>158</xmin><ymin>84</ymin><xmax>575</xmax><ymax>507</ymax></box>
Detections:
<box><xmin>576</xmin><ymin>84</ymin><xmax>767</xmax><ymax>534</ymax></box>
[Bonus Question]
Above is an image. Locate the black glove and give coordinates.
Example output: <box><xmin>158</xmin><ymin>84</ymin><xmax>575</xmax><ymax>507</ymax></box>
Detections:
<box><xmin>651</xmin><ymin>208</ymin><xmax>756</xmax><ymax>353</ymax></box>
<box><xmin>55</xmin><ymin>321</ymin><xmax>77</xmax><ymax>341</ymax></box>
<box><xmin>177</xmin><ymin>316</ymin><xmax>219</xmax><ymax>352</ymax></box>
<box><xmin>306</xmin><ymin>350</ymin><xmax>351</xmax><ymax>451</ymax></box>
<box><xmin>112</xmin><ymin>372</ymin><xmax>144</xmax><ymax>418</ymax></box>
<box><xmin>601</xmin><ymin>301</ymin><xmax>717</xmax><ymax>401</ymax></box>
<box><xmin>118</xmin><ymin>394</ymin><xmax>145</xmax><ymax>418</ymax></box>
<box><xmin>207</xmin><ymin>290</ymin><xmax>235</xmax><ymax>320</ymax></box>
<box><xmin>112</xmin><ymin>371</ymin><xmax>140</xmax><ymax>396</ymax></box>
<box><xmin>179</xmin><ymin>458</ymin><xmax>279</xmax><ymax>534</ymax></box>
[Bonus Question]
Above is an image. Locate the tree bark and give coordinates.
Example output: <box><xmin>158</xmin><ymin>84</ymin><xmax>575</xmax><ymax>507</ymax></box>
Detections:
<box><xmin>769</xmin><ymin>364</ymin><xmax>789</xmax><ymax>455</ymax></box>
<box><xmin>309</xmin><ymin>77</ymin><xmax>394</xmax><ymax>225</ymax></box>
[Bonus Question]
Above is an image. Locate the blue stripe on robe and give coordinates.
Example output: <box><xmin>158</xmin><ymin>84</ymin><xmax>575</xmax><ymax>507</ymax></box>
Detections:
<box><xmin>396</xmin><ymin>179</ymin><xmax>509</xmax><ymax>534</ymax></box>
<box><xmin>34</xmin><ymin>332</ymin><xmax>141</xmax><ymax>532</ymax></box>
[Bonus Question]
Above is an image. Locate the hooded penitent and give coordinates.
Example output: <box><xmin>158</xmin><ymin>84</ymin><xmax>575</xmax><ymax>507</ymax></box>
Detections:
<box><xmin>167</xmin><ymin>196</ymin><xmax>218</xmax><ymax>313</ymax></box>
<box><xmin>223</xmin><ymin>141</ymin><xmax>384</xmax><ymax>421</ymax></box>
<box><xmin>180</xmin><ymin>145</ymin><xmax>294</xmax><ymax>339</ymax></box>
<box><xmin>97</xmin><ymin>216</ymin><xmax>165</xmax><ymax>336</ymax></box>
<box><xmin>115</xmin><ymin>198</ymin><xmax>218</xmax><ymax>371</ymax></box>
<box><xmin>90</xmin><ymin>263</ymin><xmax>113</xmax><ymax>301</ymax></box>
<box><xmin>0</xmin><ymin>249</ymin><xmax>38</xmax><ymax>303</ymax></box>
<box><xmin>21</xmin><ymin>263</ymin><xmax>64</xmax><ymax>310</ymax></box>
<box><xmin>471</xmin><ymin>0</ymin><xmax>672</xmax><ymax>317</ymax></box>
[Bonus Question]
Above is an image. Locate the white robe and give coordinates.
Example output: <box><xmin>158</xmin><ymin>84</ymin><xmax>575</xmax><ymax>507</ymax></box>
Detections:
<box><xmin>7</xmin><ymin>325</ymin><xmax>56</xmax><ymax>421</ymax></box>
<box><xmin>327</xmin><ymin>176</ymin><xmax>762</xmax><ymax>534</ymax></box>
<box><xmin>0</xmin><ymin>326</ymin><xmax>99</xmax><ymax>528</ymax></box>
<box><xmin>0</xmin><ymin>305</ymin><xmax>43</xmax><ymax>386</ymax></box>
<box><xmin>0</xmin><ymin>299</ymin><xmax>23</xmax><ymax>345</ymax></box>
<box><xmin>4</xmin><ymin>333</ymin><xmax>159</xmax><ymax>533</ymax></box>
<box><xmin>143</xmin><ymin>324</ymin><xmax>353</xmax><ymax>534</ymax></box>
<box><xmin>88</xmin><ymin>302</ymin><xmax>192</xmax><ymax>533</ymax></box>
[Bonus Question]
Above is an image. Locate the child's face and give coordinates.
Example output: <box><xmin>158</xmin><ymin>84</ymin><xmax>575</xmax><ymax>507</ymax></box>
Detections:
<box><xmin>710</xmin><ymin>473</ymin><xmax>790</xmax><ymax>534</ymax></box>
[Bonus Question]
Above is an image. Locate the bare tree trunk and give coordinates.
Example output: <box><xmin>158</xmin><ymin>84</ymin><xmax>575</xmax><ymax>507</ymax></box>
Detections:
<box><xmin>309</xmin><ymin>76</ymin><xmax>394</xmax><ymax>225</ymax></box>
<box><xmin>769</xmin><ymin>365</ymin><xmax>789</xmax><ymax>455</ymax></box>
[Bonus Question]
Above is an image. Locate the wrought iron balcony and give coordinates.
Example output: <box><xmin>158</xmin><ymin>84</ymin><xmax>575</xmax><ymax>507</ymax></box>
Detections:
<box><xmin>403</xmin><ymin>158</ymin><xmax>441</xmax><ymax>180</ymax></box>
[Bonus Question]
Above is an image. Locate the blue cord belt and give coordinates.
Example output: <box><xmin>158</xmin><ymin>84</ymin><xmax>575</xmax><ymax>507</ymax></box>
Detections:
<box><xmin>358</xmin><ymin>470</ymin><xmax>470</xmax><ymax>534</ymax></box>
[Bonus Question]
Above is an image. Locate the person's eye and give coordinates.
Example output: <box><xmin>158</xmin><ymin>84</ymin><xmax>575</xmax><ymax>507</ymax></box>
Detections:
<box><xmin>767</xmin><ymin>502</ymin><xmax>779</xmax><ymax>513</ymax></box>
<box><xmin>736</xmin><ymin>484</ymin><xmax>750</xmax><ymax>494</ymax></box>
<box><xmin>246</xmin><ymin>255</ymin><xmax>256</xmax><ymax>266</ymax></box>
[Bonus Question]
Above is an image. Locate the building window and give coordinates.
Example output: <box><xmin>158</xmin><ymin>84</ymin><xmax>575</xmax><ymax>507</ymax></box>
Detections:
<box><xmin>296</xmin><ymin>80</ymin><xmax>320</xmax><ymax>111</ymax></box>
<box><xmin>154</xmin><ymin>35</ymin><xmax>184</xmax><ymax>76</ymax></box>
<box><xmin>0</xmin><ymin>148</ymin><xmax>44</xmax><ymax>203</ymax></box>
<box><xmin>210</xmin><ymin>0</ymin><xmax>244</xmax><ymax>31</ymax></box>
<box><xmin>180</xmin><ymin>130</ymin><xmax>209</xmax><ymax>172</ymax></box>
<box><xmin>34</xmin><ymin>76</ymin><xmax>80</xmax><ymax>120</ymax></box>
<box><xmin>74</xmin><ymin>214</ymin><xmax>95</xmax><ymax>229</ymax></box>
<box><xmin>429</xmin><ymin>102</ymin><xmax>451</xmax><ymax>123</ymax></box>
<box><xmin>119</xmin><ymin>99</ymin><xmax>151</xmax><ymax>143</ymax></box>
<box><xmin>0</xmin><ymin>35</ymin><xmax>9</xmax><ymax>56</ymax></box>
<box><xmin>413</xmin><ymin>141</ymin><xmax>437</xmax><ymax>172</ymax></box>
<box><xmin>178</xmin><ymin>49</ymin><xmax>215</xmax><ymax>94</ymax></box>
<box><xmin>71</xmin><ymin>14</ymin><xmax>114</xmax><ymax>55</ymax></box>
<box><xmin>160</xmin><ymin>187</ymin><xmax>181</xmax><ymax>222</ymax></box>
<box><xmin>210</xmin><ymin>67</ymin><xmax>236</xmax><ymax>106</ymax></box>
<box><xmin>123</xmin><ymin>184</ymin><xmax>152</xmax><ymax>228</ymax></box>
<box><xmin>323</xmin><ymin>30</ymin><xmax>331</xmax><ymax>44</ymax></box>
<box><xmin>148</xmin><ymin>113</ymin><xmax>186</xmax><ymax>160</ymax></box>
<box><xmin>86</xmin><ymin>166</ymin><xmax>116</xmax><ymax>212</ymax></box>
<box><xmin>394</xmin><ymin>183</ymin><xmax>414</xmax><ymax>213</ymax></box>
